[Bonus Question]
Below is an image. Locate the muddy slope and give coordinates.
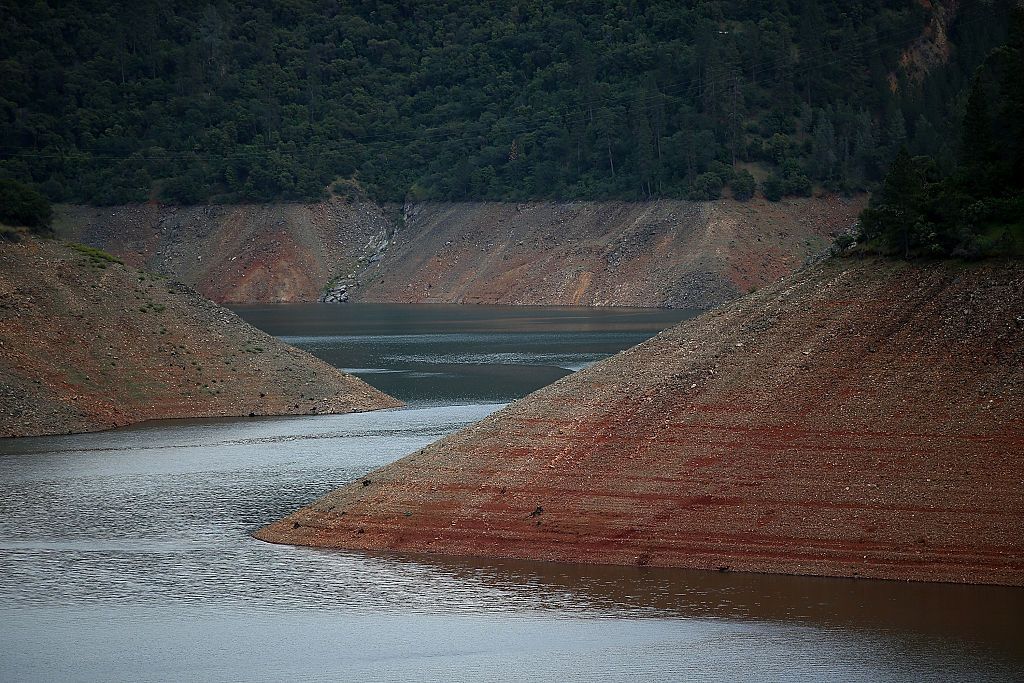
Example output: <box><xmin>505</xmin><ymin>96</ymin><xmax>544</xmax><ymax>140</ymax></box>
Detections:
<box><xmin>0</xmin><ymin>239</ymin><xmax>400</xmax><ymax>438</ymax></box>
<box><xmin>56</xmin><ymin>197</ymin><xmax>864</xmax><ymax>308</ymax></box>
<box><xmin>257</xmin><ymin>258</ymin><xmax>1024</xmax><ymax>585</ymax></box>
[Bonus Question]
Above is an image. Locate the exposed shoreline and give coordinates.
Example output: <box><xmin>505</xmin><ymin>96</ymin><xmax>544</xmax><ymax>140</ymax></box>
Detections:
<box><xmin>256</xmin><ymin>257</ymin><xmax>1024</xmax><ymax>586</ymax></box>
<box><xmin>0</xmin><ymin>239</ymin><xmax>401</xmax><ymax>438</ymax></box>
<box><xmin>55</xmin><ymin>196</ymin><xmax>865</xmax><ymax>309</ymax></box>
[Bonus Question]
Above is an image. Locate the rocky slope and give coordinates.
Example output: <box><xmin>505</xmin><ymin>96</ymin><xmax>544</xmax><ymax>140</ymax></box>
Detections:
<box><xmin>56</xmin><ymin>196</ymin><xmax>864</xmax><ymax>308</ymax></box>
<box><xmin>356</xmin><ymin>197</ymin><xmax>864</xmax><ymax>308</ymax></box>
<box><xmin>257</xmin><ymin>257</ymin><xmax>1024</xmax><ymax>585</ymax></box>
<box><xmin>0</xmin><ymin>239</ymin><xmax>400</xmax><ymax>438</ymax></box>
<box><xmin>55</xmin><ymin>201</ymin><xmax>395</xmax><ymax>304</ymax></box>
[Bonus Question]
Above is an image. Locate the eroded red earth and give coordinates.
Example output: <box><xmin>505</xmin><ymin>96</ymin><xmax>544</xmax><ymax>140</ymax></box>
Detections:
<box><xmin>257</xmin><ymin>258</ymin><xmax>1024</xmax><ymax>585</ymax></box>
<box><xmin>0</xmin><ymin>239</ymin><xmax>400</xmax><ymax>437</ymax></box>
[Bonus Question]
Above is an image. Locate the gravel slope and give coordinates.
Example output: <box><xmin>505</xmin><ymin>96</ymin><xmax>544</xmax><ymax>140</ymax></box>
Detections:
<box><xmin>0</xmin><ymin>239</ymin><xmax>401</xmax><ymax>438</ymax></box>
<box><xmin>356</xmin><ymin>197</ymin><xmax>864</xmax><ymax>308</ymax></box>
<box><xmin>56</xmin><ymin>196</ymin><xmax>864</xmax><ymax>308</ymax></box>
<box><xmin>257</xmin><ymin>257</ymin><xmax>1024</xmax><ymax>585</ymax></box>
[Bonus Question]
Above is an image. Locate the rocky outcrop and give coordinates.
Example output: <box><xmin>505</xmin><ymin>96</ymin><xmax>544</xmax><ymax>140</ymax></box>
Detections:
<box><xmin>56</xmin><ymin>197</ymin><xmax>865</xmax><ymax>309</ymax></box>
<box><xmin>892</xmin><ymin>0</ymin><xmax>959</xmax><ymax>88</ymax></box>
<box><xmin>0</xmin><ymin>239</ymin><xmax>401</xmax><ymax>437</ymax></box>
<box><xmin>256</xmin><ymin>258</ymin><xmax>1024</xmax><ymax>585</ymax></box>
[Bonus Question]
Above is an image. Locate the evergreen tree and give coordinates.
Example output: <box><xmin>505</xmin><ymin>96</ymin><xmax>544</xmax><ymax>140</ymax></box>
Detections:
<box><xmin>959</xmin><ymin>76</ymin><xmax>995</xmax><ymax>178</ymax></box>
<box><xmin>0</xmin><ymin>0</ymin><xmax>1014</xmax><ymax>204</ymax></box>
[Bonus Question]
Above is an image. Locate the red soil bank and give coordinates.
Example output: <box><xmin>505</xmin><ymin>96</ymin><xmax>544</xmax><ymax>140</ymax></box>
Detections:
<box><xmin>55</xmin><ymin>197</ymin><xmax>864</xmax><ymax>308</ymax></box>
<box><xmin>257</xmin><ymin>258</ymin><xmax>1024</xmax><ymax>585</ymax></box>
<box><xmin>0</xmin><ymin>239</ymin><xmax>400</xmax><ymax>437</ymax></box>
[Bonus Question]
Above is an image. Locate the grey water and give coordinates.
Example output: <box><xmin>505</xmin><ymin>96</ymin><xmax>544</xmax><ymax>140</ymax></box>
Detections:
<box><xmin>232</xmin><ymin>303</ymin><xmax>699</xmax><ymax>405</ymax></box>
<box><xmin>1</xmin><ymin>305</ymin><xmax>1022</xmax><ymax>682</ymax></box>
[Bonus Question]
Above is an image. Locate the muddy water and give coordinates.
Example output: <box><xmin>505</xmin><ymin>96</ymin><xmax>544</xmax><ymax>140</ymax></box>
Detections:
<box><xmin>1</xmin><ymin>305</ymin><xmax>1022</xmax><ymax>682</ymax></box>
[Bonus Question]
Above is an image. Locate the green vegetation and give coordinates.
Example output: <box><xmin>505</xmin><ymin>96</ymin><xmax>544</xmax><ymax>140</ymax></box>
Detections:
<box><xmin>0</xmin><ymin>1</ymin><xmax>1012</xmax><ymax>205</ymax></box>
<box><xmin>138</xmin><ymin>301</ymin><xmax>166</xmax><ymax>314</ymax></box>
<box><xmin>0</xmin><ymin>180</ymin><xmax>53</xmax><ymax>236</ymax></box>
<box><xmin>857</xmin><ymin>12</ymin><xmax>1024</xmax><ymax>259</ymax></box>
<box><xmin>69</xmin><ymin>243</ymin><xmax>124</xmax><ymax>266</ymax></box>
<box><xmin>0</xmin><ymin>225</ymin><xmax>20</xmax><ymax>243</ymax></box>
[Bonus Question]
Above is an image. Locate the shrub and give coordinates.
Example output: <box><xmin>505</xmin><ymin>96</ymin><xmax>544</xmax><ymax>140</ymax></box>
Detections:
<box><xmin>0</xmin><ymin>179</ymin><xmax>53</xmax><ymax>234</ymax></box>
<box><xmin>730</xmin><ymin>170</ymin><xmax>756</xmax><ymax>201</ymax></box>
<box><xmin>762</xmin><ymin>175</ymin><xmax>785</xmax><ymax>202</ymax></box>
<box><xmin>69</xmin><ymin>243</ymin><xmax>124</xmax><ymax>265</ymax></box>
<box><xmin>688</xmin><ymin>172</ymin><xmax>724</xmax><ymax>200</ymax></box>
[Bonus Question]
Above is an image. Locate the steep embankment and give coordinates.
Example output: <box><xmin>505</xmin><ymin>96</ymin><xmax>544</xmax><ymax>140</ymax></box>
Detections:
<box><xmin>57</xmin><ymin>197</ymin><xmax>864</xmax><ymax>308</ymax></box>
<box><xmin>0</xmin><ymin>239</ymin><xmax>400</xmax><ymax>437</ymax></box>
<box><xmin>55</xmin><ymin>201</ymin><xmax>394</xmax><ymax>303</ymax></box>
<box><xmin>356</xmin><ymin>197</ymin><xmax>864</xmax><ymax>308</ymax></box>
<box><xmin>257</xmin><ymin>258</ymin><xmax>1024</xmax><ymax>585</ymax></box>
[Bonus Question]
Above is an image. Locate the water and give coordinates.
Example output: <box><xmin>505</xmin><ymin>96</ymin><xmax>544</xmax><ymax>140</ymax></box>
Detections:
<box><xmin>1</xmin><ymin>305</ymin><xmax>1022</xmax><ymax>682</ymax></box>
<box><xmin>232</xmin><ymin>303</ymin><xmax>697</xmax><ymax>404</ymax></box>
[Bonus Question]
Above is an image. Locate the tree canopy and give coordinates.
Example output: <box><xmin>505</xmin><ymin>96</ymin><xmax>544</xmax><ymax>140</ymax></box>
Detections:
<box><xmin>857</xmin><ymin>9</ymin><xmax>1024</xmax><ymax>259</ymax></box>
<box><xmin>0</xmin><ymin>0</ymin><xmax>1013</xmax><ymax>205</ymax></box>
<box><xmin>0</xmin><ymin>179</ymin><xmax>53</xmax><ymax>235</ymax></box>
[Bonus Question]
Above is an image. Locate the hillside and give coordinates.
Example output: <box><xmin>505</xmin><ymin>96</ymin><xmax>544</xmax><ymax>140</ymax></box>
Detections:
<box><xmin>55</xmin><ymin>201</ymin><xmax>394</xmax><ymax>304</ymax></box>
<box><xmin>1</xmin><ymin>1</ymin><xmax>1011</xmax><ymax>204</ymax></box>
<box><xmin>356</xmin><ymin>197</ymin><xmax>863</xmax><ymax>308</ymax></box>
<box><xmin>57</xmin><ymin>196</ymin><xmax>864</xmax><ymax>308</ymax></box>
<box><xmin>0</xmin><ymin>239</ymin><xmax>400</xmax><ymax>438</ymax></box>
<box><xmin>256</xmin><ymin>257</ymin><xmax>1024</xmax><ymax>585</ymax></box>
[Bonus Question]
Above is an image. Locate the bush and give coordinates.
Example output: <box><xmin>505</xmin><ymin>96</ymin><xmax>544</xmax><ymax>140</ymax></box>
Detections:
<box><xmin>780</xmin><ymin>159</ymin><xmax>813</xmax><ymax>196</ymax></box>
<box><xmin>69</xmin><ymin>243</ymin><xmax>124</xmax><ymax>265</ymax></box>
<box><xmin>160</xmin><ymin>173</ymin><xmax>205</xmax><ymax>204</ymax></box>
<box><xmin>688</xmin><ymin>172</ymin><xmax>724</xmax><ymax>200</ymax></box>
<box><xmin>830</xmin><ymin>233</ymin><xmax>856</xmax><ymax>255</ymax></box>
<box><xmin>0</xmin><ymin>179</ymin><xmax>53</xmax><ymax>234</ymax></box>
<box><xmin>762</xmin><ymin>175</ymin><xmax>785</xmax><ymax>202</ymax></box>
<box><xmin>730</xmin><ymin>170</ymin><xmax>756</xmax><ymax>201</ymax></box>
<box><xmin>0</xmin><ymin>225</ymin><xmax>22</xmax><ymax>242</ymax></box>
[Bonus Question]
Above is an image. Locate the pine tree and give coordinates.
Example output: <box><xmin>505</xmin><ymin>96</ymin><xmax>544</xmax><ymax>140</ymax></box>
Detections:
<box><xmin>959</xmin><ymin>75</ymin><xmax>995</xmax><ymax>175</ymax></box>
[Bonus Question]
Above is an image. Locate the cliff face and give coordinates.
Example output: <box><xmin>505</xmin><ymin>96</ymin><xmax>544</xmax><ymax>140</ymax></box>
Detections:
<box><xmin>893</xmin><ymin>0</ymin><xmax>959</xmax><ymax>87</ymax></box>
<box><xmin>56</xmin><ymin>197</ymin><xmax>864</xmax><ymax>308</ymax></box>
<box><xmin>256</xmin><ymin>258</ymin><xmax>1024</xmax><ymax>585</ymax></box>
<box><xmin>0</xmin><ymin>239</ymin><xmax>401</xmax><ymax>438</ymax></box>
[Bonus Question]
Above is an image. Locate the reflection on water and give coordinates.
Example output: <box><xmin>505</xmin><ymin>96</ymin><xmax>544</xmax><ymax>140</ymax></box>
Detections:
<box><xmin>2</xmin><ymin>306</ymin><xmax>1023</xmax><ymax>682</ymax></box>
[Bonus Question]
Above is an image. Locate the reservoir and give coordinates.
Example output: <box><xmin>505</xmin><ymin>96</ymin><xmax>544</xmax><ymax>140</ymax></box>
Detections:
<box><xmin>1</xmin><ymin>305</ymin><xmax>1021</xmax><ymax>681</ymax></box>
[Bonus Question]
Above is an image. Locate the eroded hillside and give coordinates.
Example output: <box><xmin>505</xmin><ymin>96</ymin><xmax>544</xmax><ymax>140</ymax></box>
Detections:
<box><xmin>0</xmin><ymin>239</ymin><xmax>400</xmax><ymax>437</ymax></box>
<box><xmin>356</xmin><ymin>197</ymin><xmax>864</xmax><ymax>308</ymax></box>
<box><xmin>256</xmin><ymin>257</ymin><xmax>1024</xmax><ymax>585</ymax></box>
<box><xmin>56</xmin><ymin>201</ymin><xmax>394</xmax><ymax>304</ymax></box>
<box><xmin>58</xmin><ymin>197</ymin><xmax>864</xmax><ymax>308</ymax></box>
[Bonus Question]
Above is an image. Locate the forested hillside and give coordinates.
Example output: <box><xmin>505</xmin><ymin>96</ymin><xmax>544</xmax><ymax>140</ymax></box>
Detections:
<box><xmin>0</xmin><ymin>0</ymin><xmax>1012</xmax><ymax>204</ymax></box>
<box><xmin>855</xmin><ymin>8</ymin><xmax>1024</xmax><ymax>258</ymax></box>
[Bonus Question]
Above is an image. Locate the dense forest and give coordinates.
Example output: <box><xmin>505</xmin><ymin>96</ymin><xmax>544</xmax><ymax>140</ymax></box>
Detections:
<box><xmin>856</xmin><ymin>9</ymin><xmax>1024</xmax><ymax>258</ymax></box>
<box><xmin>0</xmin><ymin>0</ymin><xmax>1013</xmax><ymax>205</ymax></box>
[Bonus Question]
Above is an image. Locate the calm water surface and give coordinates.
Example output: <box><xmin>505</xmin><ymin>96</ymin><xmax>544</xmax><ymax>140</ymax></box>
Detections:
<box><xmin>1</xmin><ymin>304</ymin><xmax>1022</xmax><ymax>682</ymax></box>
<box><xmin>233</xmin><ymin>303</ymin><xmax>700</xmax><ymax>404</ymax></box>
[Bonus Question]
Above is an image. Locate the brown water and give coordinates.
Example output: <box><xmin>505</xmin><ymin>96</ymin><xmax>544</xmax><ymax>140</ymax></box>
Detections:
<box><xmin>1</xmin><ymin>305</ymin><xmax>1021</xmax><ymax>682</ymax></box>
